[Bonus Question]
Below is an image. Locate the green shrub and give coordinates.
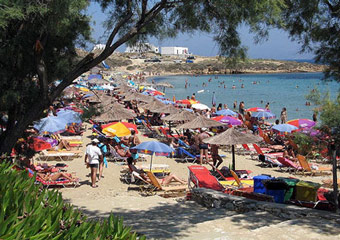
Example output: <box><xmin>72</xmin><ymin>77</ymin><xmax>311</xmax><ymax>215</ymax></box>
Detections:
<box><xmin>0</xmin><ymin>162</ymin><xmax>144</xmax><ymax>239</ymax></box>
<box><xmin>292</xmin><ymin>132</ymin><xmax>315</xmax><ymax>156</ymax></box>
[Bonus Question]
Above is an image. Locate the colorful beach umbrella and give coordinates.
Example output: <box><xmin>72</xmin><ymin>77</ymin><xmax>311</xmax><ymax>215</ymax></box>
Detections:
<box><xmin>56</xmin><ymin>110</ymin><xmax>82</xmax><ymax>124</ymax></box>
<box><xmin>33</xmin><ymin>116</ymin><xmax>67</xmax><ymax>134</ymax></box>
<box><xmin>102</xmin><ymin>122</ymin><xmax>138</xmax><ymax>134</ymax></box>
<box><xmin>102</xmin><ymin>122</ymin><xmax>131</xmax><ymax>137</ymax></box>
<box><xmin>131</xmin><ymin>141</ymin><xmax>174</xmax><ymax>170</ymax></box>
<box><xmin>215</xmin><ymin>109</ymin><xmax>237</xmax><ymax>116</ymax></box>
<box><xmin>251</xmin><ymin>111</ymin><xmax>276</xmax><ymax>120</ymax></box>
<box><xmin>212</xmin><ymin>116</ymin><xmax>242</xmax><ymax>126</ymax></box>
<box><xmin>176</xmin><ymin>99</ymin><xmax>198</xmax><ymax>105</ymax></box>
<box><xmin>287</xmin><ymin>119</ymin><xmax>316</xmax><ymax>128</ymax></box>
<box><xmin>192</xmin><ymin>103</ymin><xmax>210</xmax><ymax>110</ymax></box>
<box><xmin>272</xmin><ymin>124</ymin><xmax>298</xmax><ymax>134</ymax></box>
<box><xmin>246</xmin><ymin>107</ymin><xmax>270</xmax><ymax>112</ymax></box>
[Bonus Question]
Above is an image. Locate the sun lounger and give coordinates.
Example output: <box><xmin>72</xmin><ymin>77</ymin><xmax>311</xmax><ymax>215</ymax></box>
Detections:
<box><xmin>276</xmin><ymin>157</ymin><xmax>302</xmax><ymax>173</ymax></box>
<box><xmin>177</xmin><ymin>147</ymin><xmax>198</xmax><ymax>163</ymax></box>
<box><xmin>27</xmin><ymin>168</ymin><xmax>79</xmax><ymax>188</ymax></box>
<box><xmin>36</xmin><ymin>150</ymin><xmax>76</xmax><ymax>161</ymax></box>
<box><xmin>146</xmin><ymin>171</ymin><xmax>187</xmax><ymax>196</ymax></box>
<box><xmin>108</xmin><ymin>145</ymin><xmax>128</xmax><ymax>162</ymax></box>
<box><xmin>188</xmin><ymin>165</ymin><xmax>224</xmax><ymax>191</ymax></box>
<box><xmin>297</xmin><ymin>155</ymin><xmax>331</xmax><ymax>176</ymax></box>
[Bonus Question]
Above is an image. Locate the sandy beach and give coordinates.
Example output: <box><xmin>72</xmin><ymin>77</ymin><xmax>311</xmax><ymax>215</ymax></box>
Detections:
<box><xmin>36</xmin><ymin>123</ymin><xmax>340</xmax><ymax>239</ymax></box>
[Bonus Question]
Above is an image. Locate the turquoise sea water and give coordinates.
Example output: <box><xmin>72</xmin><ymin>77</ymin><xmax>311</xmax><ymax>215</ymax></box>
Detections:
<box><xmin>153</xmin><ymin>72</ymin><xmax>340</xmax><ymax>121</ymax></box>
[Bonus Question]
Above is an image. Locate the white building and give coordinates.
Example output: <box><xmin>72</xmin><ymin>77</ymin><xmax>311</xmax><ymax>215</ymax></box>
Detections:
<box><xmin>161</xmin><ymin>46</ymin><xmax>189</xmax><ymax>55</ymax></box>
<box><xmin>125</xmin><ymin>43</ymin><xmax>159</xmax><ymax>53</ymax></box>
<box><xmin>92</xmin><ymin>44</ymin><xmax>106</xmax><ymax>51</ymax></box>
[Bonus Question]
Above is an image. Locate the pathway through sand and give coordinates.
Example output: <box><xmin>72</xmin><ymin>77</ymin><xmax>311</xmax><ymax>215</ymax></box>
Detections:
<box><xmin>39</xmin><ymin>124</ymin><xmax>340</xmax><ymax>239</ymax></box>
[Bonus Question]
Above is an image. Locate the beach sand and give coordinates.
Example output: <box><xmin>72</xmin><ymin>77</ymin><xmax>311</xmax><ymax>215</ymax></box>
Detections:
<box><xmin>38</xmin><ymin>124</ymin><xmax>340</xmax><ymax>239</ymax></box>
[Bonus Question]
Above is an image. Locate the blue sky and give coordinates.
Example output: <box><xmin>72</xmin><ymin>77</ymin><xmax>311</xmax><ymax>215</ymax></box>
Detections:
<box><xmin>88</xmin><ymin>2</ymin><xmax>314</xmax><ymax>60</ymax></box>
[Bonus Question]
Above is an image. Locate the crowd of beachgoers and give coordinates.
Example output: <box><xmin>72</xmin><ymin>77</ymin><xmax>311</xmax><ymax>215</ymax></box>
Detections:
<box><xmin>7</xmin><ymin>68</ymin><xmax>339</xmax><ymax>215</ymax></box>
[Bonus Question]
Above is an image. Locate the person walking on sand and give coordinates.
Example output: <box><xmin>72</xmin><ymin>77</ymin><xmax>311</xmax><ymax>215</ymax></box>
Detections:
<box><xmin>97</xmin><ymin>137</ymin><xmax>109</xmax><ymax>180</ymax></box>
<box><xmin>84</xmin><ymin>138</ymin><xmax>103</xmax><ymax>188</ymax></box>
<box><xmin>198</xmin><ymin>128</ymin><xmax>210</xmax><ymax>165</ymax></box>
<box><xmin>280</xmin><ymin>107</ymin><xmax>287</xmax><ymax>124</ymax></box>
<box><xmin>211</xmin><ymin>144</ymin><xmax>223</xmax><ymax>169</ymax></box>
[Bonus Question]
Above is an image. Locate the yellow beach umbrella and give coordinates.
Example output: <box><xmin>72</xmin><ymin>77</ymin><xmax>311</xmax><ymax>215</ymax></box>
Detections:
<box><xmin>80</xmin><ymin>87</ymin><xmax>89</xmax><ymax>92</ymax></box>
<box><xmin>102</xmin><ymin>122</ymin><xmax>131</xmax><ymax>137</ymax></box>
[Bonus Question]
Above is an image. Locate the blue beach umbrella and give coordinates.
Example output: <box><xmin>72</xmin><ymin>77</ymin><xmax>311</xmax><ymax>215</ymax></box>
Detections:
<box><xmin>33</xmin><ymin>116</ymin><xmax>68</xmax><ymax>134</ymax></box>
<box><xmin>252</xmin><ymin>111</ymin><xmax>276</xmax><ymax>120</ymax></box>
<box><xmin>155</xmin><ymin>95</ymin><xmax>166</xmax><ymax>100</ymax></box>
<box><xmin>160</xmin><ymin>100</ymin><xmax>175</xmax><ymax>105</ymax></box>
<box><xmin>56</xmin><ymin>110</ymin><xmax>82</xmax><ymax>124</ymax></box>
<box><xmin>215</xmin><ymin>109</ymin><xmax>237</xmax><ymax>116</ymax></box>
<box><xmin>272</xmin><ymin>124</ymin><xmax>298</xmax><ymax>134</ymax></box>
<box><xmin>131</xmin><ymin>141</ymin><xmax>174</xmax><ymax>170</ymax></box>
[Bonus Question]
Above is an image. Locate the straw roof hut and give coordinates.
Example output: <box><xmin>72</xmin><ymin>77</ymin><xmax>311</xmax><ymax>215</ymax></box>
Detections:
<box><xmin>140</xmin><ymin>99</ymin><xmax>166</xmax><ymax>111</ymax></box>
<box><xmin>162</xmin><ymin>110</ymin><xmax>196</xmax><ymax>122</ymax></box>
<box><xmin>151</xmin><ymin>104</ymin><xmax>179</xmax><ymax>114</ymax></box>
<box><xmin>124</xmin><ymin>92</ymin><xmax>153</xmax><ymax>103</ymax></box>
<box><xmin>93</xmin><ymin>107</ymin><xmax>136</xmax><ymax>121</ymax></box>
<box><xmin>177</xmin><ymin>115</ymin><xmax>225</xmax><ymax>129</ymax></box>
<box><xmin>203</xmin><ymin>127</ymin><xmax>262</xmax><ymax>170</ymax></box>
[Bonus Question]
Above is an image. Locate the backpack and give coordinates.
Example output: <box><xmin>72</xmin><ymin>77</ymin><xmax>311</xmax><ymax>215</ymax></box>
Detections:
<box><xmin>98</xmin><ymin>144</ymin><xmax>110</xmax><ymax>157</ymax></box>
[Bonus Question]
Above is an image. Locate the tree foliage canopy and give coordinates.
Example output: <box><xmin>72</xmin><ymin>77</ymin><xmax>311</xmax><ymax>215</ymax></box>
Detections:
<box><xmin>282</xmin><ymin>0</ymin><xmax>340</xmax><ymax>82</ymax></box>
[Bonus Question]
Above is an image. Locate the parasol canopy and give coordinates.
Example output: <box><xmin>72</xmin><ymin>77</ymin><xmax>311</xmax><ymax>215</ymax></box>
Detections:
<box><xmin>251</xmin><ymin>111</ymin><xmax>276</xmax><ymax>120</ymax></box>
<box><xmin>215</xmin><ymin>109</ymin><xmax>237</xmax><ymax>116</ymax></box>
<box><xmin>93</xmin><ymin>107</ymin><xmax>136</xmax><ymax>122</ymax></box>
<box><xmin>287</xmin><ymin>119</ymin><xmax>316</xmax><ymax>128</ymax></box>
<box><xmin>102</xmin><ymin>121</ymin><xmax>138</xmax><ymax>134</ymax></box>
<box><xmin>191</xmin><ymin>103</ymin><xmax>210</xmax><ymax>110</ymax></box>
<box><xmin>102</xmin><ymin>122</ymin><xmax>131</xmax><ymax>137</ymax></box>
<box><xmin>162</xmin><ymin>110</ymin><xmax>196</xmax><ymax>122</ymax></box>
<box><xmin>272</xmin><ymin>124</ymin><xmax>298</xmax><ymax>134</ymax></box>
<box><xmin>151</xmin><ymin>104</ymin><xmax>179</xmax><ymax>114</ymax></box>
<box><xmin>177</xmin><ymin>115</ymin><xmax>225</xmax><ymax>129</ymax></box>
<box><xmin>33</xmin><ymin>116</ymin><xmax>67</xmax><ymax>134</ymax></box>
<box><xmin>212</xmin><ymin>116</ymin><xmax>242</xmax><ymax>126</ymax></box>
<box><xmin>203</xmin><ymin>127</ymin><xmax>262</xmax><ymax>170</ymax></box>
<box><xmin>140</xmin><ymin>99</ymin><xmax>166</xmax><ymax>111</ymax></box>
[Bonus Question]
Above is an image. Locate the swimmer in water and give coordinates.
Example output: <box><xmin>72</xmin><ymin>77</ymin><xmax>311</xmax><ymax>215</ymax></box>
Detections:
<box><xmin>232</xmin><ymin>85</ymin><xmax>236</xmax><ymax>89</ymax></box>
<box><xmin>241</xmin><ymin>84</ymin><xmax>244</xmax><ymax>88</ymax></box>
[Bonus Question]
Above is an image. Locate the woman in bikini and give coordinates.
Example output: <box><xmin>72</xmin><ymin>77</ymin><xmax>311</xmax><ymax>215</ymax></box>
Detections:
<box><xmin>127</xmin><ymin>157</ymin><xmax>186</xmax><ymax>185</ymax></box>
<box><xmin>36</xmin><ymin>172</ymin><xmax>76</xmax><ymax>181</ymax></box>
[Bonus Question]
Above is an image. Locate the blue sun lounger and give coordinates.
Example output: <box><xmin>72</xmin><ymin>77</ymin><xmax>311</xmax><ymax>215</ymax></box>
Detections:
<box><xmin>177</xmin><ymin>147</ymin><xmax>198</xmax><ymax>163</ymax></box>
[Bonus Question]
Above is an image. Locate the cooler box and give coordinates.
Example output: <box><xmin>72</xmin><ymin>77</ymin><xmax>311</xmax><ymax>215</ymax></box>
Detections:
<box><xmin>263</xmin><ymin>179</ymin><xmax>289</xmax><ymax>204</ymax></box>
<box><xmin>253</xmin><ymin>175</ymin><xmax>273</xmax><ymax>194</ymax></box>
<box><xmin>295</xmin><ymin>181</ymin><xmax>321</xmax><ymax>202</ymax></box>
<box><xmin>278</xmin><ymin>177</ymin><xmax>300</xmax><ymax>202</ymax></box>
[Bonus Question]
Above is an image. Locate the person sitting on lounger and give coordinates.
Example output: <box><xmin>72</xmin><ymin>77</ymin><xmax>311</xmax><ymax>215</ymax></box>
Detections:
<box><xmin>127</xmin><ymin>157</ymin><xmax>186</xmax><ymax>185</ymax></box>
<box><xmin>283</xmin><ymin>146</ymin><xmax>297</xmax><ymax>162</ymax></box>
<box><xmin>114</xmin><ymin>144</ymin><xmax>131</xmax><ymax>157</ymax></box>
<box><xmin>36</xmin><ymin>172</ymin><xmax>76</xmax><ymax>181</ymax></box>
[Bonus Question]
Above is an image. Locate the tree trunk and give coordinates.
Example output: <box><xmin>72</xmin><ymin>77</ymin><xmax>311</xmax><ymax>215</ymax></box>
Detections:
<box><xmin>0</xmin><ymin>103</ymin><xmax>46</xmax><ymax>155</ymax></box>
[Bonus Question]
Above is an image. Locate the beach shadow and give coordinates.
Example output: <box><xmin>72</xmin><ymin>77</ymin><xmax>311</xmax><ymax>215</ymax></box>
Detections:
<box><xmin>75</xmin><ymin>199</ymin><xmax>235</xmax><ymax>239</ymax></box>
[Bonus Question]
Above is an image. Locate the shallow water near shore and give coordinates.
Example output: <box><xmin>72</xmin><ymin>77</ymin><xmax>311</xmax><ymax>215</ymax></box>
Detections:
<box><xmin>153</xmin><ymin>72</ymin><xmax>340</xmax><ymax>120</ymax></box>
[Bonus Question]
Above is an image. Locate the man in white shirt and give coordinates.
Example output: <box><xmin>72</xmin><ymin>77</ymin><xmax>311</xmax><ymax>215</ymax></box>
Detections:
<box><xmin>84</xmin><ymin>138</ymin><xmax>103</xmax><ymax>188</ymax></box>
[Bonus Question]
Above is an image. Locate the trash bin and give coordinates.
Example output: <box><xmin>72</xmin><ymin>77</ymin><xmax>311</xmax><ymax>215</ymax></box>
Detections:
<box><xmin>263</xmin><ymin>179</ymin><xmax>289</xmax><ymax>203</ymax></box>
<box><xmin>295</xmin><ymin>181</ymin><xmax>321</xmax><ymax>202</ymax></box>
<box><xmin>253</xmin><ymin>175</ymin><xmax>273</xmax><ymax>194</ymax></box>
<box><xmin>278</xmin><ymin>177</ymin><xmax>300</xmax><ymax>202</ymax></box>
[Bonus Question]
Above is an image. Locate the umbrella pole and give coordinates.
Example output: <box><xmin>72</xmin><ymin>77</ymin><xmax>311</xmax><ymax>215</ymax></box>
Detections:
<box><xmin>232</xmin><ymin>145</ymin><xmax>235</xmax><ymax>171</ymax></box>
<box><xmin>150</xmin><ymin>153</ymin><xmax>154</xmax><ymax>171</ymax></box>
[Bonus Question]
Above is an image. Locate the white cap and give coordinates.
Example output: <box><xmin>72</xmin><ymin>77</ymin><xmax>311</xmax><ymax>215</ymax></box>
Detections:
<box><xmin>201</xmin><ymin>127</ymin><xmax>207</xmax><ymax>131</ymax></box>
<box><xmin>92</xmin><ymin>138</ymin><xmax>100</xmax><ymax>143</ymax></box>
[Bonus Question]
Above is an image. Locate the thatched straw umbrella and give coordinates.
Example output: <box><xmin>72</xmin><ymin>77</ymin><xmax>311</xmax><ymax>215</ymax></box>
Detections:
<box><xmin>124</xmin><ymin>92</ymin><xmax>153</xmax><ymax>103</ymax></box>
<box><xmin>177</xmin><ymin>115</ymin><xmax>225</xmax><ymax>129</ymax></box>
<box><xmin>203</xmin><ymin>127</ymin><xmax>262</xmax><ymax>170</ymax></box>
<box><xmin>151</xmin><ymin>104</ymin><xmax>179</xmax><ymax>114</ymax></box>
<box><xmin>93</xmin><ymin>107</ymin><xmax>136</xmax><ymax>122</ymax></box>
<box><xmin>140</xmin><ymin>99</ymin><xmax>166</xmax><ymax>112</ymax></box>
<box><xmin>162</xmin><ymin>110</ymin><xmax>196</xmax><ymax>122</ymax></box>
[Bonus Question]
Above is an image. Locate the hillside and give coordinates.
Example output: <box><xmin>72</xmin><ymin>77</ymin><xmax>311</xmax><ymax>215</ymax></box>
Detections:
<box><xmin>78</xmin><ymin>50</ymin><xmax>325</xmax><ymax>75</ymax></box>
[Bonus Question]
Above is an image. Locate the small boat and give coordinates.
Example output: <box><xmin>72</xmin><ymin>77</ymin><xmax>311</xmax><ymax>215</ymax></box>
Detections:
<box><xmin>197</xmin><ymin>89</ymin><xmax>204</xmax><ymax>93</ymax></box>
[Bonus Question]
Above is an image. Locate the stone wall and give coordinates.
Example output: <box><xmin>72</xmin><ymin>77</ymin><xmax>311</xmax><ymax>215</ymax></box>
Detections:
<box><xmin>191</xmin><ymin>188</ymin><xmax>339</xmax><ymax>221</ymax></box>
